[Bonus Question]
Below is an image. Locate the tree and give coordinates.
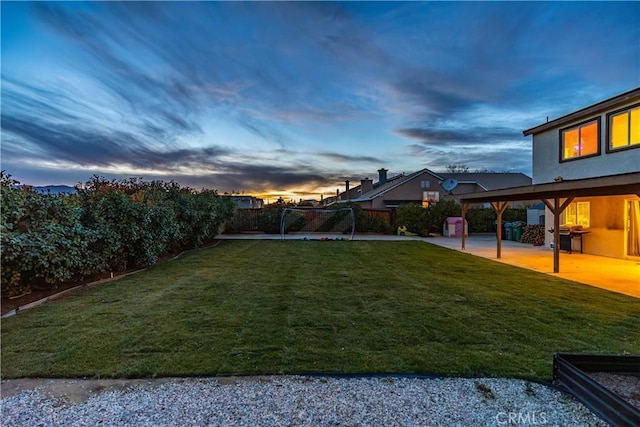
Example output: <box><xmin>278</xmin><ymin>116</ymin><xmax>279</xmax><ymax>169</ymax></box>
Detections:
<box><xmin>445</xmin><ymin>164</ymin><xmax>470</xmax><ymax>173</ymax></box>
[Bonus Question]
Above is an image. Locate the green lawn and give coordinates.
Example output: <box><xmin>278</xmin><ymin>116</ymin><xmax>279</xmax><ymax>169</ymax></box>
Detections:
<box><xmin>2</xmin><ymin>240</ymin><xmax>638</xmax><ymax>380</ymax></box>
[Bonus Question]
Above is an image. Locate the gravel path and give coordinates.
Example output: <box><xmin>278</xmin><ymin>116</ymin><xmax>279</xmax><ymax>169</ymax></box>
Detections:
<box><xmin>1</xmin><ymin>376</ymin><xmax>607</xmax><ymax>426</ymax></box>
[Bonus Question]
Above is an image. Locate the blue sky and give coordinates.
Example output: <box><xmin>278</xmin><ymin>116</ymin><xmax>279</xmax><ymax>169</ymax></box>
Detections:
<box><xmin>2</xmin><ymin>1</ymin><xmax>639</xmax><ymax>200</ymax></box>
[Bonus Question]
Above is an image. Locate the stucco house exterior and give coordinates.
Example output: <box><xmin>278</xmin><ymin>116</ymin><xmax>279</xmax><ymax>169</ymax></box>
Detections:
<box><xmin>461</xmin><ymin>88</ymin><xmax>640</xmax><ymax>268</ymax></box>
<box><xmin>337</xmin><ymin>168</ymin><xmax>532</xmax><ymax>209</ymax></box>
<box><xmin>526</xmin><ymin>88</ymin><xmax>640</xmax><ymax>259</ymax></box>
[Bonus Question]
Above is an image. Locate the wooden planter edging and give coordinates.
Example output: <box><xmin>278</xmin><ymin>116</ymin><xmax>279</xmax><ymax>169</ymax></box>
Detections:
<box><xmin>553</xmin><ymin>353</ymin><xmax>640</xmax><ymax>426</ymax></box>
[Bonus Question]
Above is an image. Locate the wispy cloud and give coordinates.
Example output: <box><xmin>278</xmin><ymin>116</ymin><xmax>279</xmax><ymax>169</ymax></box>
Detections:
<box><xmin>1</xmin><ymin>1</ymin><xmax>638</xmax><ymax>194</ymax></box>
<box><xmin>396</xmin><ymin>126</ymin><xmax>520</xmax><ymax>146</ymax></box>
<box><xmin>315</xmin><ymin>152</ymin><xmax>382</xmax><ymax>164</ymax></box>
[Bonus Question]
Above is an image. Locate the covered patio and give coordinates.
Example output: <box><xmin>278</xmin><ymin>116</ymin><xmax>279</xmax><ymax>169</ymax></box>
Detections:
<box><xmin>428</xmin><ymin>234</ymin><xmax>639</xmax><ymax>298</ymax></box>
<box><xmin>455</xmin><ymin>172</ymin><xmax>640</xmax><ymax>298</ymax></box>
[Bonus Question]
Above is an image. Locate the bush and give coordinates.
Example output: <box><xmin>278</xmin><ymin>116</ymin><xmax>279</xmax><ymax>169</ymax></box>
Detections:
<box><xmin>462</xmin><ymin>207</ymin><xmax>528</xmax><ymax>234</ymax></box>
<box><xmin>1</xmin><ymin>173</ymin><xmax>96</xmax><ymax>296</ymax></box>
<box><xmin>332</xmin><ymin>203</ymin><xmax>394</xmax><ymax>234</ymax></box>
<box><xmin>426</xmin><ymin>198</ymin><xmax>461</xmax><ymax>234</ymax></box>
<box><xmin>394</xmin><ymin>203</ymin><xmax>427</xmax><ymax>234</ymax></box>
<box><xmin>1</xmin><ymin>172</ymin><xmax>235</xmax><ymax>298</ymax></box>
<box><xmin>257</xmin><ymin>202</ymin><xmax>291</xmax><ymax>234</ymax></box>
<box><xmin>466</xmin><ymin>208</ymin><xmax>495</xmax><ymax>233</ymax></box>
<box><xmin>363</xmin><ymin>214</ymin><xmax>394</xmax><ymax>234</ymax></box>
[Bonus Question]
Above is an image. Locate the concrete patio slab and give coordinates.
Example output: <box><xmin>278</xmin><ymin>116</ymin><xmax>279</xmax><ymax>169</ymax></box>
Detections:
<box><xmin>424</xmin><ymin>235</ymin><xmax>639</xmax><ymax>299</ymax></box>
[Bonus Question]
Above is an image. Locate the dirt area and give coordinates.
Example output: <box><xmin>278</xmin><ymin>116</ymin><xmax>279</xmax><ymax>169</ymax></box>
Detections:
<box><xmin>589</xmin><ymin>372</ymin><xmax>640</xmax><ymax>410</ymax></box>
<box><xmin>1</xmin><ymin>272</ymin><xmax>135</xmax><ymax>316</ymax></box>
<box><xmin>1</xmin><ymin>242</ymin><xmax>224</xmax><ymax>317</ymax></box>
<box><xmin>2</xmin><ymin>281</ymin><xmax>92</xmax><ymax>316</ymax></box>
<box><xmin>2</xmin><ymin>378</ymin><xmax>166</xmax><ymax>403</ymax></box>
<box><xmin>1</xmin><ymin>376</ymin><xmax>270</xmax><ymax>403</ymax></box>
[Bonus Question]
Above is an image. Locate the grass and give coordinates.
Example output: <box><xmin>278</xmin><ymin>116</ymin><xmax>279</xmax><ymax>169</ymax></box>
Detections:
<box><xmin>2</xmin><ymin>240</ymin><xmax>639</xmax><ymax>381</ymax></box>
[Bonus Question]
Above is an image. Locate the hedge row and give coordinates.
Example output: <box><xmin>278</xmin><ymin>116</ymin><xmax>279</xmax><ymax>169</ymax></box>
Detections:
<box><xmin>389</xmin><ymin>200</ymin><xmax>527</xmax><ymax>235</ymax></box>
<box><xmin>225</xmin><ymin>202</ymin><xmax>397</xmax><ymax>235</ymax></box>
<box><xmin>227</xmin><ymin>199</ymin><xmax>527</xmax><ymax>236</ymax></box>
<box><xmin>1</xmin><ymin>173</ymin><xmax>235</xmax><ymax>298</ymax></box>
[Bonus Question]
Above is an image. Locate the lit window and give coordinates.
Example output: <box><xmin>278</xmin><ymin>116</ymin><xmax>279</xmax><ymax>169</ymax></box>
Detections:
<box><xmin>563</xmin><ymin>201</ymin><xmax>590</xmax><ymax>228</ymax></box>
<box><xmin>561</xmin><ymin>119</ymin><xmax>600</xmax><ymax>160</ymax></box>
<box><xmin>608</xmin><ymin>105</ymin><xmax>640</xmax><ymax>151</ymax></box>
<box><xmin>422</xmin><ymin>191</ymin><xmax>439</xmax><ymax>207</ymax></box>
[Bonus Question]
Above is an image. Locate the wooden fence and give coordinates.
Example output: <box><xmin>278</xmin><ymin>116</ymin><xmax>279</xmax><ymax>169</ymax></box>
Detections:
<box><xmin>225</xmin><ymin>208</ymin><xmax>393</xmax><ymax>233</ymax></box>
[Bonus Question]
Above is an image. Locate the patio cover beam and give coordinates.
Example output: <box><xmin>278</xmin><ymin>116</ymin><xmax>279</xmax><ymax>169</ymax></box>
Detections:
<box><xmin>461</xmin><ymin>203</ymin><xmax>468</xmax><ymax>250</ymax></box>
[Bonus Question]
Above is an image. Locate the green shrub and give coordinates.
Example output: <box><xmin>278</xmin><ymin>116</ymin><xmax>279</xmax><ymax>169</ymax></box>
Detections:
<box><xmin>426</xmin><ymin>198</ymin><xmax>461</xmax><ymax>233</ymax></box>
<box><xmin>1</xmin><ymin>172</ymin><xmax>234</xmax><ymax>298</ymax></box>
<box><xmin>1</xmin><ymin>173</ymin><xmax>95</xmax><ymax>296</ymax></box>
<box><xmin>257</xmin><ymin>202</ymin><xmax>290</xmax><ymax>234</ymax></box>
<box><xmin>466</xmin><ymin>208</ymin><xmax>496</xmax><ymax>233</ymax></box>
<box><xmin>363</xmin><ymin>214</ymin><xmax>394</xmax><ymax>234</ymax></box>
<box><xmin>394</xmin><ymin>203</ymin><xmax>427</xmax><ymax>234</ymax></box>
<box><xmin>464</xmin><ymin>208</ymin><xmax>526</xmax><ymax>233</ymax></box>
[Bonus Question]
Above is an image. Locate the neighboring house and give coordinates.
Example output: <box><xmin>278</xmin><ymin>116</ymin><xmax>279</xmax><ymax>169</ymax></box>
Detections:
<box><xmin>461</xmin><ymin>88</ymin><xmax>640</xmax><ymax>265</ymax></box>
<box><xmin>224</xmin><ymin>195</ymin><xmax>264</xmax><ymax>209</ymax></box>
<box><xmin>337</xmin><ymin>168</ymin><xmax>532</xmax><ymax>209</ymax></box>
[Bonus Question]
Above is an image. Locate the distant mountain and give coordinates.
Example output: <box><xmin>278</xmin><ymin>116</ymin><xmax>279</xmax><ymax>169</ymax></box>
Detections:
<box><xmin>34</xmin><ymin>185</ymin><xmax>77</xmax><ymax>195</ymax></box>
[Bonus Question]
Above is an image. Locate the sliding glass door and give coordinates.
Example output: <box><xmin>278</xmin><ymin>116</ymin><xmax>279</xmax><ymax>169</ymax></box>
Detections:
<box><xmin>626</xmin><ymin>199</ymin><xmax>640</xmax><ymax>258</ymax></box>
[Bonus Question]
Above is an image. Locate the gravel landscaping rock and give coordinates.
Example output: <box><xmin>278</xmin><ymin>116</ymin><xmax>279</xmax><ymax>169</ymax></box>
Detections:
<box><xmin>1</xmin><ymin>376</ymin><xmax>607</xmax><ymax>426</ymax></box>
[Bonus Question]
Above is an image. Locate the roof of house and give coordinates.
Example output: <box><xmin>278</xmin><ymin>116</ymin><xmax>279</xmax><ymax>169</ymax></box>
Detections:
<box><xmin>341</xmin><ymin>168</ymin><xmax>438</xmax><ymax>202</ymax></box>
<box><xmin>439</xmin><ymin>172</ymin><xmax>532</xmax><ymax>191</ymax></box>
<box><xmin>523</xmin><ymin>87</ymin><xmax>640</xmax><ymax>136</ymax></box>
<box><xmin>341</xmin><ymin>168</ymin><xmax>532</xmax><ymax>202</ymax></box>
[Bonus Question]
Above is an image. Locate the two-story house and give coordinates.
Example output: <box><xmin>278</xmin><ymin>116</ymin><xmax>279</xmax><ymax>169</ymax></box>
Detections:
<box><xmin>460</xmin><ymin>88</ymin><xmax>640</xmax><ymax>271</ymax></box>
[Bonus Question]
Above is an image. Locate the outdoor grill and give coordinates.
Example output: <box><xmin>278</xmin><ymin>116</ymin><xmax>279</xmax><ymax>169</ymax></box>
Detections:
<box><xmin>550</xmin><ymin>225</ymin><xmax>590</xmax><ymax>254</ymax></box>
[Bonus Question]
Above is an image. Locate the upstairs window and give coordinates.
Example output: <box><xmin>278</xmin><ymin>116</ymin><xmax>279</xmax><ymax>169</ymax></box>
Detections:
<box><xmin>560</xmin><ymin>118</ymin><xmax>600</xmax><ymax>161</ymax></box>
<box><xmin>607</xmin><ymin>104</ymin><xmax>640</xmax><ymax>151</ymax></box>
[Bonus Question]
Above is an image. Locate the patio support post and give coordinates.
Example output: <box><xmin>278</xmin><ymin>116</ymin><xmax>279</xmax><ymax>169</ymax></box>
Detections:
<box><xmin>490</xmin><ymin>201</ymin><xmax>509</xmax><ymax>259</ymax></box>
<box><xmin>461</xmin><ymin>203</ymin><xmax>469</xmax><ymax>250</ymax></box>
<box><xmin>552</xmin><ymin>198</ymin><xmax>561</xmax><ymax>273</ymax></box>
<box><xmin>542</xmin><ymin>197</ymin><xmax>574</xmax><ymax>273</ymax></box>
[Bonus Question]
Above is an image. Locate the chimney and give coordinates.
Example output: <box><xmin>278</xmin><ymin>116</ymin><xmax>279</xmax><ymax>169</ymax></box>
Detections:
<box><xmin>345</xmin><ymin>180</ymin><xmax>350</xmax><ymax>200</ymax></box>
<box><xmin>378</xmin><ymin>168</ymin><xmax>388</xmax><ymax>186</ymax></box>
<box><xmin>361</xmin><ymin>178</ymin><xmax>373</xmax><ymax>195</ymax></box>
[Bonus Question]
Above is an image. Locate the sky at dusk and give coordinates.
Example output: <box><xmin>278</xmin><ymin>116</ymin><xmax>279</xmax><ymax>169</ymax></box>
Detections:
<box><xmin>2</xmin><ymin>1</ymin><xmax>639</xmax><ymax>201</ymax></box>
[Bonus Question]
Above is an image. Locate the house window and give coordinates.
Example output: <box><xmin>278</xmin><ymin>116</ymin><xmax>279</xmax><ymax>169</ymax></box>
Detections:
<box><xmin>607</xmin><ymin>104</ymin><xmax>640</xmax><ymax>151</ymax></box>
<box><xmin>560</xmin><ymin>118</ymin><xmax>600</xmax><ymax>161</ymax></box>
<box><xmin>422</xmin><ymin>191</ymin><xmax>439</xmax><ymax>207</ymax></box>
<box><xmin>563</xmin><ymin>201</ymin><xmax>590</xmax><ymax>228</ymax></box>
<box><xmin>420</xmin><ymin>180</ymin><xmax>430</xmax><ymax>189</ymax></box>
